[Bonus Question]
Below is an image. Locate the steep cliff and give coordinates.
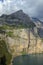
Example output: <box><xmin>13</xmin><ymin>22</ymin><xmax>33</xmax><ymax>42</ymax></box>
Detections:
<box><xmin>4</xmin><ymin>28</ymin><xmax>43</xmax><ymax>55</ymax></box>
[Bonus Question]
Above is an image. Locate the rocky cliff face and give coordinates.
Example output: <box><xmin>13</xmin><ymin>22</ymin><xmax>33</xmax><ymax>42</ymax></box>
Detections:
<box><xmin>0</xmin><ymin>27</ymin><xmax>43</xmax><ymax>56</ymax></box>
<box><xmin>4</xmin><ymin>28</ymin><xmax>43</xmax><ymax>55</ymax></box>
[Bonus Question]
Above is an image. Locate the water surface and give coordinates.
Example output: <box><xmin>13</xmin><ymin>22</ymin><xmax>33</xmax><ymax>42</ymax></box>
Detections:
<box><xmin>13</xmin><ymin>54</ymin><xmax>43</xmax><ymax>65</ymax></box>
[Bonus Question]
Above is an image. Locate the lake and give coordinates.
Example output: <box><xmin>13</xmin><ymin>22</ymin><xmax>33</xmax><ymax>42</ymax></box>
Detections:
<box><xmin>12</xmin><ymin>54</ymin><xmax>43</xmax><ymax>65</ymax></box>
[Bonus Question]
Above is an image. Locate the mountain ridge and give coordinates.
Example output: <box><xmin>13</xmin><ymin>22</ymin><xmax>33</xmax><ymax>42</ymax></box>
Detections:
<box><xmin>0</xmin><ymin>10</ymin><xmax>35</xmax><ymax>28</ymax></box>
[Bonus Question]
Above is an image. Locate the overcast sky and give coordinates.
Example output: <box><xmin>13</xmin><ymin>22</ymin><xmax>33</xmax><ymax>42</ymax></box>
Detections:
<box><xmin>0</xmin><ymin>0</ymin><xmax>43</xmax><ymax>20</ymax></box>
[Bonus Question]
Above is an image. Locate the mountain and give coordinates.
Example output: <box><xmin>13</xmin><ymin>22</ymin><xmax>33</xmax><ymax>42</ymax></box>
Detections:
<box><xmin>9</xmin><ymin>10</ymin><xmax>31</xmax><ymax>22</ymax></box>
<box><xmin>31</xmin><ymin>17</ymin><xmax>43</xmax><ymax>38</ymax></box>
<box><xmin>0</xmin><ymin>10</ymin><xmax>35</xmax><ymax>28</ymax></box>
<box><xmin>31</xmin><ymin>17</ymin><xmax>43</xmax><ymax>27</ymax></box>
<box><xmin>32</xmin><ymin>17</ymin><xmax>41</xmax><ymax>22</ymax></box>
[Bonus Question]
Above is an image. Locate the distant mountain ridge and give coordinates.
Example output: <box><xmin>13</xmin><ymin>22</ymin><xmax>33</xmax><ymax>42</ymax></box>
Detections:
<box><xmin>31</xmin><ymin>17</ymin><xmax>43</xmax><ymax>38</ymax></box>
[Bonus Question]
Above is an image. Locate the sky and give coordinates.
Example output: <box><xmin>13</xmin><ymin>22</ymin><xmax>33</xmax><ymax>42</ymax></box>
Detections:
<box><xmin>0</xmin><ymin>0</ymin><xmax>43</xmax><ymax>20</ymax></box>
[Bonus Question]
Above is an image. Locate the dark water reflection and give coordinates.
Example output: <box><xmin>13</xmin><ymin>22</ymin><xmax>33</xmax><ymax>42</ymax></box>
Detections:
<box><xmin>13</xmin><ymin>54</ymin><xmax>43</xmax><ymax>65</ymax></box>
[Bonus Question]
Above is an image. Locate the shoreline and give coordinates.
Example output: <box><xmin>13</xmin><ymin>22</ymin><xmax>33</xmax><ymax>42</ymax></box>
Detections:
<box><xmin>10</xmin><ymin>52</ymin><xmax>43</xmax><ymax>65</ymax></box>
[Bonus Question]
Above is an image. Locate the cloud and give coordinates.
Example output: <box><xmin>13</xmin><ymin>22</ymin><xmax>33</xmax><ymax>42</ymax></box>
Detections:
<box><xmin>0</xmin><ymin>1</ymin><xmax>3</xmax><ymax>15</ymax></box>
<box><xmin>0</xmin><ymin>0</ymin><xmax>43</xmax><ymax>20</ymax></box>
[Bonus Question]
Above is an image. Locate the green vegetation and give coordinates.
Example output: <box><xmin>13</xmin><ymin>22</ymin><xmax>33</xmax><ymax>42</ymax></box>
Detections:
<box><xmin>6</xmin><ymin>31</ymin><xmax>14</xmax><ymax>37</ymax></box>
<box><xmin>11</xmin><ymin>22</ymin><xmax>36</xmax><ymax>29</ymax></box>
<box><xmin>0</xmin><ymin>25</ymin><xmax>9</xmax><ymax>30</ymax></box>
<box><xmin>41</xmin><ymin>38</ymin><xmax>43</xmax><ymax>42</ymax></box>
<box><xmin>0</xmin><ymin>25</ymin><xmax>13</xmax><ymax>30</ymax></box>
<box><xmin>0</xmin><ymin>39</ymin><xmax>12</xmax><ymax>65</ymax></box>
<box><xmin>22</xmin><ymin>49</ymin><xmax>27</xmax><ymax>55</ymax></box>
<box><xmin>0</xmin><ymin>21</ymin><xmax>35</xmax><ymax>30</ymax></box>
